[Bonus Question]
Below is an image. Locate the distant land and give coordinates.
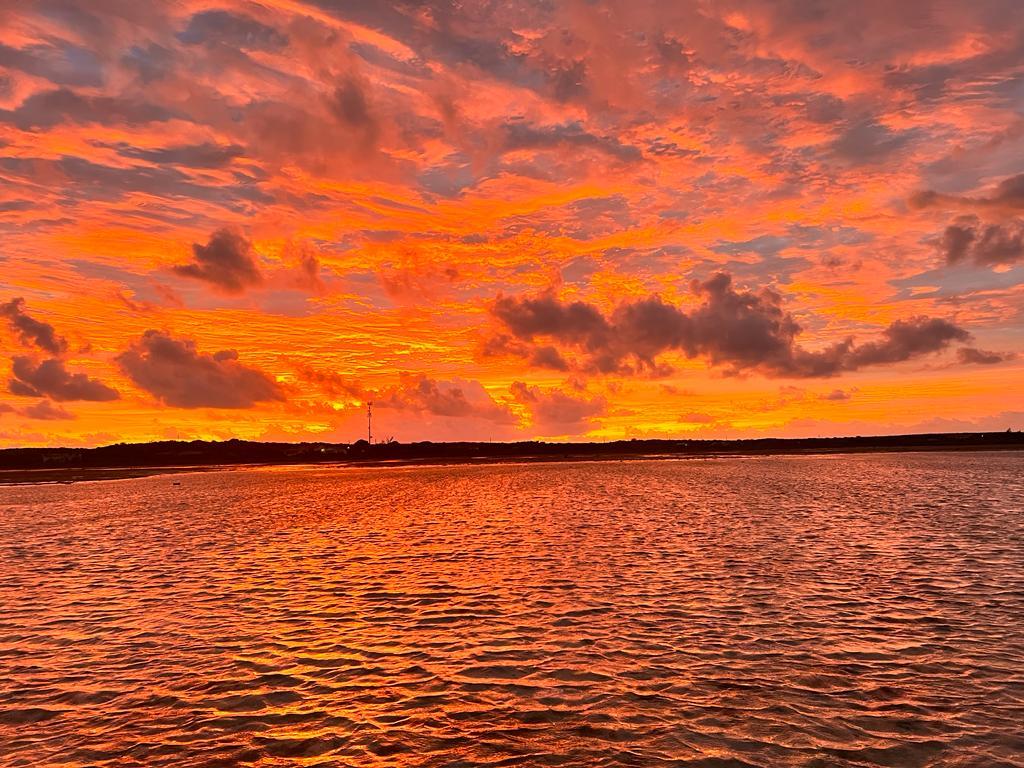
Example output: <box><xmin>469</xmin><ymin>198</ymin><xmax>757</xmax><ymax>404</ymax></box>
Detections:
<box><xmin>1</xmin><ymin>432</ymin><xmax>1023</xmax><ymax>484</ymax></box>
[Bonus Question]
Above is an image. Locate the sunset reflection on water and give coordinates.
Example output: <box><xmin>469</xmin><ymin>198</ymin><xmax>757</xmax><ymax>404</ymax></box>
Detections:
<box><xmin>2</xmin><ymin>453</ymin><xmax>1023</xmax><ymax>767</ymax></box>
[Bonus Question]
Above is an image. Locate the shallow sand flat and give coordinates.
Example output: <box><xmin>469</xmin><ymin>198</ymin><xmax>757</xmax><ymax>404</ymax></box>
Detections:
<box><xmin>0</xmin><ymin>467</ymin><xmax>194</xmax><ymax>485</ymax></box>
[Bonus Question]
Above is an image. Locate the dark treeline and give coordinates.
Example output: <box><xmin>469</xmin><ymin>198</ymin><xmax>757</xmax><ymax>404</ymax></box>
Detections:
<box><xmin>1</xmin><ymin>432</ymin><xmax>1023</xmax><ymax>472</ymax></box>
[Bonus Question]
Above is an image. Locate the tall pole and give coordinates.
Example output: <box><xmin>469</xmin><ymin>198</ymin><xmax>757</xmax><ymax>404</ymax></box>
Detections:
<box><xmin>367</xmin><ymin>401</ymin><xmax>373</xmax><ymax>444</ymax></box>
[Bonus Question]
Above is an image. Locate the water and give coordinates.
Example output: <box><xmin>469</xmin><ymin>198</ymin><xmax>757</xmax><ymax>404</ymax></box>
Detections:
<box><xmin>2</xmin><ymin>453</ymin><xmax>1023</xmax><ymax>767</ymax></box>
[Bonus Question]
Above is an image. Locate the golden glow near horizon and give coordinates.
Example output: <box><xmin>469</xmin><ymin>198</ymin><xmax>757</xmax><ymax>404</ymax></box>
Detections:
<box><xmin>1</xmin><ymin>1</ymin><xmax>1023</xmax><ymax>447</ymax></box>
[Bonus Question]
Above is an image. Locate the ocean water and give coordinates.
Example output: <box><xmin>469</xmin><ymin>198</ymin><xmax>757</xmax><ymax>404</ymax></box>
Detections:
<box><xmin>2</xmin><ymin>452</ymin><xmax>1023</xmax><ymax>767</ymax></box>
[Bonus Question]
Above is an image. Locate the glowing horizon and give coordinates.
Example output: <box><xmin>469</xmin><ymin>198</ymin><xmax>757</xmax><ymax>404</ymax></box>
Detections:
<box><xmin>1</xmin><ymin>0</ymin><xmax>1023</xmax><ymax>448</ymax></box>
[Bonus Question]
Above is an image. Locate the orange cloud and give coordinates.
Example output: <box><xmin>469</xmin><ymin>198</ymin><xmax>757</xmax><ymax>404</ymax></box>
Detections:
<box><xmin>0</xmin><ymin>0</ymin><xmax>1022</xmax><ymax>445</ymax></box>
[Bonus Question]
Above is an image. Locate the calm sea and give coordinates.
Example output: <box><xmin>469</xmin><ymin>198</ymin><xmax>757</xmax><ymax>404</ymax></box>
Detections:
<box><xmin>2</xmin><ymin>453</ymin><xmax>1023</xmax><ymax>767</ymax></box>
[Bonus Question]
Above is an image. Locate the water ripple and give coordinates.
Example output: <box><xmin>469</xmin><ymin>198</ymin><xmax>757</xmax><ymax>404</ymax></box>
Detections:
<box><xmin>1</xmin><ymin>453</ymin><xmax>1023</xmax><ymax>766</ymax></box>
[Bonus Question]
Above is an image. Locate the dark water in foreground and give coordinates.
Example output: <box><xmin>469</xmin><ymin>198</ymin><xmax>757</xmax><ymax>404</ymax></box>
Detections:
<box><xmin>2</xmin><ymin>453</ymin><xmax>1023</xmax><ymax>767</ymax></box>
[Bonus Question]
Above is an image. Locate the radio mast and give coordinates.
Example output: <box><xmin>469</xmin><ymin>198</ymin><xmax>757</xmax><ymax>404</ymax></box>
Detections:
<box><xmin>366</xmin><ymin>401</ymin><xmax>373</xmax><ymax>444</ymax></box>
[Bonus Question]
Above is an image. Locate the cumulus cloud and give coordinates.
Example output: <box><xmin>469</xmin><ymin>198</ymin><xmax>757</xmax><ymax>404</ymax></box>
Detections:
<box><xmin>116</xmin><ymin>331</ymin><xmax>284</xmax><ymax>408</ymax></box>
<box><xmin>0</xmin><ymin>398</ymin><xmax>75</xmax><ymax>420</ymax></box>
<box><xmin>172</xmin><ymin>228</ymin><xmax>263</xmax><ymax>294</ymax></box>
<box><xmin>487</xmin><ymin>272</ymin><xmax>976</xmax><ymax>378</ymax></box>
<box><xmin>295</xmin><ymin>367</ymin><xmax>524</xmax><ymax>427</ymax></box>
<box><xmin>294</xmin><ymin>363</ymin><xmax>364</xmax><ymax>400</ymax></box>
<box><xmin>0</xmin><ymin>298</ymin><xmax>68</xmax><ymax>355</ymax></box>
<box><xmin>8</xmin><ymin>356</ymin><xmax>120</xmax><ymax>401</ymax></box>
<box><xmin>2</xmin><ymin>298</ymin><xmax>120</xmax><ymax>407</ymax></box>
<box><xmin>510</xmin><ymin>381</ymin><xmax>605</xmax><ymax>434</ymax></box>
<box><xmin>934</xmin><ymin>216</ymin><xmax>1024</xmax><ymax>267</ymax></box>
<box><xmin>376</xmin><ymin>374</ymin><xmax>515</xmax><ymax>423</ymax></box>
<box><xmin>841</xmin><ymin>318</ymin><xmax>969</xmax><ymax>369</ymax></box>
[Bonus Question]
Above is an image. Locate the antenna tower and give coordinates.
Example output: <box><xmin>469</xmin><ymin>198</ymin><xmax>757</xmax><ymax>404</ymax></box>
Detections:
<box><xmin>367</xmin><ymin>401</ymin><xmax>373</xmax><ymax>444</ymax></box>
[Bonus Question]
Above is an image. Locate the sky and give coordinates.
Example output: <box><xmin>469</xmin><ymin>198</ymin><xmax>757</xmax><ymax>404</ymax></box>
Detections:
<box><xmin>1</xmin><ymin>0</ymin><xmax>1023</xmax><ymax>447</ymax></box>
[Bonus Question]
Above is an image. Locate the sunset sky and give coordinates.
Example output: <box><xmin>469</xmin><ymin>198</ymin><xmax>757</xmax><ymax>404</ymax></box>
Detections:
<box><xmin>1</xmin><ymin>0</ymin><xmax>1023</xmax><ymax>447</ymax></box>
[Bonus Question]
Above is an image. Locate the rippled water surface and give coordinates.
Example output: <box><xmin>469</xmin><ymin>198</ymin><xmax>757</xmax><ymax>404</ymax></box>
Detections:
<box><xmin>2</xmin><ymin>453</ymin><xmax>1024</xmax><ymax>767</ymax></box>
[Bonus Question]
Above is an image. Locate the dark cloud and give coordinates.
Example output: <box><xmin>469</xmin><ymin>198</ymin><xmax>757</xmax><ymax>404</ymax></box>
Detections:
<box><xmin>935</xmin><ymin>216</ymin><xmax>1024</xmax><ymax>266</ymax></box>
<box><xmin>654</xmin><ymin>33</ymin><xmax>692</xmax><ymax>70</ymax></box>
<box><xmin>821</xmin><ymin>389</ymin><xmax>852</xmax><ymax>401</ymax></box>
<box><xmin>0</xmin><ymin>156</ymin><xmax>271</xmax><ymax>208</ymax></box>
<box><xmin>172</xmin><ymin>228</ymin><xmax>263</xmax><ymax>294</ymax></box>
<box><xmin>492</xmin><ymin>292</ymin><xmax>609</xmax><ymax>349</ymax></box>
<box><xmin>0</xmin><ymin>42</ymin><xmax>103</xmax><ymax>87</ymax></box>
<box><xmin>912</xmin><ymin>173</ymin><xmax>1024</xmax><ymax>212</ymax></box>
<box><xmin>0</xmin><ymin>297</ymin><xmax>67</xmax><ymax>355</ymax></box>
<box><xmin>179</xmin><ymin>10</ymin><xmax>289</xmax><ymax>50</ymax></box>
<box><xmin>8</xmin><ymin>357</ymin><xmax>119</xmax><ymax>401</ymax></box>
<box><xmin>885</xmin><ymin>63</ymin><xmax>957</xmax><ymax>101</ymax></box>
<box><xmin>548</xmin><ymin>60</ymin><xmax>587</xmax><ymax>102</ymax></box>
<box><xmin>842</xmin><ymin>317</ymin><xmax>970</xmax><ymax>368</ymax></box>
<box><xmin>289</xmin><ymin>242</ymin><xmax>327</xmax><ymax>294</ymax></box>
<box><xmin>884</xmin><ymin>35</ymin><xmax>1024</xmax><ymax>104</ymax></box>
<box><xmin>0</xmin><ymin>89</ymin><xmax>172</xmax><ymax>130</ymax></box>
<box><xmin>989</xmin><ymin>173</ymin><xmax>1024</xmax><ymax>209</ymax></box>
<box><xmin>487</xmin><ymin>272</ymin><xmax>974</xmax><ymax>378</ymax></box>
<box><xmin>831</xmin><ymin>119</ymin><xmax>915</xmax><ymax>164</ymax></box>
<box><xmin>645</xmin><ymin>138</ymin><xmax>700</xmax><ymax>158</ymax></box>
<box><xmin>121</xmin><ymin>43</ymin><xmax>175</xmax><ymax>84</ymax></box>
<box><xmin>503</xmin><ymin>120</ymin><xmax>642</xmax><ymax>162</ymax></box>
<box><xmin>805</xmin><ymin>94</ymin><xmax>846</xmax><ymax>124</ymax></box>
<box><xmin>529</xmin><ymin>345</ymin><xmax>570</xmax><ymax>371</ymax></box>
<box><xmin>480</xmin><ymin>334</ymin><xmax>570</xmax><ymax>371</ymax></box>
<box><xmin>113</xmin><ymin>142</ymin><xmax>245</xmax><ymax>169</ymax></box>
<box><xmin>510</xmin><ymin>381</ymin><xmax>605</xmax><ymax>433</ymax></box>
<box><xmin>957</xmin><ymin>347</ymin><xmax>1014</xmax><ymax>365</ymax></box>
<box><xmin>22</xmin><ymin>399</ymin><xmax>75</xmax><ymax>420</ymax></box>
<box><xmin>116</xmin><ymin>330</ymin><xmax>285</xmax><ymax>408</ymax></box>
<box><xmin>0</xmin><ymin>200</ymin><xmax>36</xmax><ymax>212</ymax></box>
<box><xmin>329</xmin><ymin>78</ymin><xmax>380</xmax><ymax>149</ymax></box>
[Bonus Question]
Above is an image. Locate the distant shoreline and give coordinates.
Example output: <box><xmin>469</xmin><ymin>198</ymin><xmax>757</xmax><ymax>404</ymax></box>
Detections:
<box><xmin>2</xmin><ymin>432</ymin><xmax>1022</xmax><ymax>485</ymax></box>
